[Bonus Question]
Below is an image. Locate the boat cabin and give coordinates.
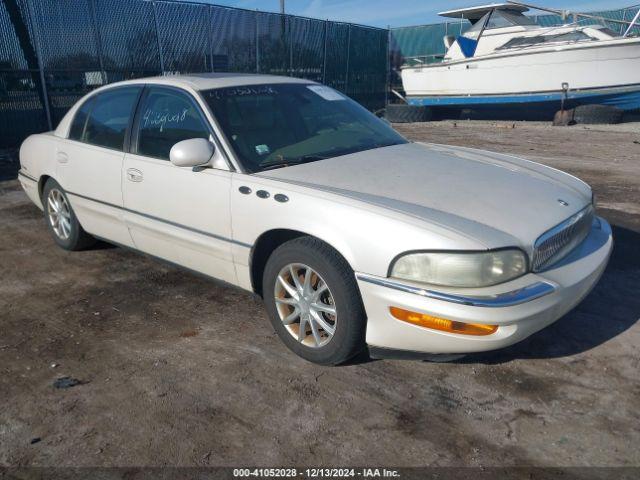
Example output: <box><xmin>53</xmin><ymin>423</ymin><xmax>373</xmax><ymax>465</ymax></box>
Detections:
<box><xmin>438</xmin><ymin>3</ymin><xmax>616</xmax><ymax>61</ymax></box>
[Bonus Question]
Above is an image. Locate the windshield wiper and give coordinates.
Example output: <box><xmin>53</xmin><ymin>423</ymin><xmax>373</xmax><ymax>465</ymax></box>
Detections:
<box><xmin>257</xmin><ymin>142</ymin><xmax>401</xmax><ymax>172</ymax></box>
<box><xmin>259</xmin><ymin>154</ymin><xmax>331</xmax><ymax>171</ymax></box>
<box><xmin>373</xmin><ymin>141</ymin><xmax>402</xmax><ymax>149</ymax></box>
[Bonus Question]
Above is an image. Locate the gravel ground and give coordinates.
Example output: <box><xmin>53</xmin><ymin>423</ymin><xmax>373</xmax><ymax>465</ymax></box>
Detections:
<box><xmin>1</xmin><ymin>121</ymin><xmax>639</xmax><ymax>469</ymax></box>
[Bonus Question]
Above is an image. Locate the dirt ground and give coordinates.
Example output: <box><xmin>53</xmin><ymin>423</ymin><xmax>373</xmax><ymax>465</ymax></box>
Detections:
<box><xmin>1</xmin><ymin>121</ymin><xmax>639</xmax><ymax>469</ymax></box>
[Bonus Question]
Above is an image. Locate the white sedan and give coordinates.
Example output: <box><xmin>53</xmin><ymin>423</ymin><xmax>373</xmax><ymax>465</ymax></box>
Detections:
<box><xmin>18</xmin><ymin>74</ymin><xmax>613</xmax><ymax>365</ymax></box>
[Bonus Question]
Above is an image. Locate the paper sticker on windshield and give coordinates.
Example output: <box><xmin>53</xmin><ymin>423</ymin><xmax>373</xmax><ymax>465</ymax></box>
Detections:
<box><xmin>307</xmin><ymin>85</ymin><xmax>345</xmax><ymax>101</ymax></box>
<box><xmin>255</xmin><ymin>144</ymin><xmax>270</xmax><ymax>155</ymax></box>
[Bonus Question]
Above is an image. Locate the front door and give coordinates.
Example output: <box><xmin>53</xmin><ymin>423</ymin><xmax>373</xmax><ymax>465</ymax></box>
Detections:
<box><xmin>122</xmin><ymin>86</ymin><xmax>236</xmax><ymax>284</ymax></box>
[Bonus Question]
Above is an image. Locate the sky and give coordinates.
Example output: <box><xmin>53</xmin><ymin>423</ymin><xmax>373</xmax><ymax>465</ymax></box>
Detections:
<box><xmin>203</xmin><ymin>0</ymin><xmax>636</xmax><ymax>27</ymax></box>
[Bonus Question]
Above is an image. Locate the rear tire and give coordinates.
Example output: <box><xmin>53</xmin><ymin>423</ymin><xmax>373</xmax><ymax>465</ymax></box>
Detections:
<box><xmin>262</xmin><ymin>237</ymin><xmax>367</xmax><ymax>365</ymax></box>
<box><xmin>42</xmin><ymin>179</ymin><xmax>96</xmax><ymax>251</ymax></box>
<box><xmin>385</xmin><ymin>104</ymin><xmax>432</xmax><ymax>123</ymax></box>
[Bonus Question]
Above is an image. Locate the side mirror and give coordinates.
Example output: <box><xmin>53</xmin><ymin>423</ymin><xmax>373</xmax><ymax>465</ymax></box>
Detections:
<box><xmin>169</xmin><ymin>138</ymin><xmax>214</xmax><ymax>168</ymax></box>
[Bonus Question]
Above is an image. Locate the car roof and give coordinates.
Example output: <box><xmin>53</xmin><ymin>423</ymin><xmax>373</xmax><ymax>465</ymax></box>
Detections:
<box><xmin>53</xmin><ymin>73</ymin><xmax>317</xmax><ymax>140</ymax></box>
<box><xmin>110</xmin><ymin>73</ymin><xmax>316</xmax><ymax>91</ymax></box>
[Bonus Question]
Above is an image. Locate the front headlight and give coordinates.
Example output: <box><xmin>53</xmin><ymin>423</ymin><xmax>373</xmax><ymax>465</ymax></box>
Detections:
<box><xmin>390</xmin><ymin>249</ymin><xmax>528</xmax><ymax>288</ymax></box>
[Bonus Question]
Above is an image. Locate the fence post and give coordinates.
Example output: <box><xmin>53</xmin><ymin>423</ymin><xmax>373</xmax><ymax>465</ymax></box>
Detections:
<box><xmin>25</xmin><ymin>0</ymin><xmax>52</xmax><ymax>130</ymax></box>
<box><xmin>289</xmin><ymin>17</ymin><xmax>293</xmax><ymax>76</ymax></box>
<box><xmin>208</xmin><ymin>5</ymin><xmax>213</xmax><ymax>72</ymax></box>
<box><xmin>151</xmin><ymin>1</ymin><xmax>165</xmax><ymax>73</ymax></box>
<box><xmin>255</xmin><ymin>10</ymin><xmax>260</xmax><ymax>73</ymax></box>
<box><xmin>322</xmin><ymin>20</ymin><xmax>328</xmax><ymax>84</ymax></box>
<box><xmin>386</xmin><ymin>25</ymin><xmax>390</xmax><ymax>107</ymax></box>
<box><xmin>89</xmin><ymin>0</ymin><xmax>106</xmax><ymax>83</ymax></box>
<box><xmin>345</xmin><ymin>23</ymin><xmax>351</xmax><ymax>94</ymax></box>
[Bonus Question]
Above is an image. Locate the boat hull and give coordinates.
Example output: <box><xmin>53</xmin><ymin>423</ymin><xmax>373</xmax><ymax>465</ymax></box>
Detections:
<box><xmin>406</xmin><ymin>83</ymin><xmax>640</xmax><ymax>120</ymax></box>
<box><xmin>402</xmin><ymin>39</ymin><xmax>640</xmax><ymax>119</ymax></box>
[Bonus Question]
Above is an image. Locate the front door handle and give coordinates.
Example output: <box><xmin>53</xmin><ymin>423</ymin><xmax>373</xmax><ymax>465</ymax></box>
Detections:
<box><xmin>126</xmin><ymin>168</ymin><xmax>143</xmax><ymax>182</ymax></box>
<box><xmin>56</xmin><ymin>151</ymin><xmax>68</xmax><ymax>164</ymax></box>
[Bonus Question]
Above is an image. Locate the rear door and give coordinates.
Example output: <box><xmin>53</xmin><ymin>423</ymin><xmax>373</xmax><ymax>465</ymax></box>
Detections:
<box><xmin>122</xmin><ymin>86</ymin><xmax>236</xmax><ymax>284</ymax></box>
<box><xmin>56</xmin><ymin>86</ymin><xmax>142</xmax><ymax>247</ymax></box>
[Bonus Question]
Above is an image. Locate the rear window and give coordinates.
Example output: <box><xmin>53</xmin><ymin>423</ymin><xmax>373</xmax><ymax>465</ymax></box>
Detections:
<box><xmin>80</xmin><ymin>87</ymin><xmax>141</xmax><ymax>150</ymax></box>
<box><xmin>68</xmin><ymin>98</ymin><xmax>94</xmax><ymax>141</ymax></box>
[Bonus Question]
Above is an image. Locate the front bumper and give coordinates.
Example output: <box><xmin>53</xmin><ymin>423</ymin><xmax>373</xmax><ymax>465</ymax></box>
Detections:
<box><xmin>357</xmin><ymin>217</ymin><xmax>613</xmax><ymax>354</ymax></box>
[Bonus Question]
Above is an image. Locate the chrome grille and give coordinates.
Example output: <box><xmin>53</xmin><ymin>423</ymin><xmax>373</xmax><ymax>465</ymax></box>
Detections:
<box><xmin>532</xmin><ymin>206</ymin><xmax>594</xmax><ymax>272</ymax></box>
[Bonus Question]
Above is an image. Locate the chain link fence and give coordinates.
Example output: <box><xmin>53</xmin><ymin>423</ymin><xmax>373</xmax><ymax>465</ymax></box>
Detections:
<box><xmin>0</xmin><ymin>0</ymin><xmax>389</xmax><ymax>150</ymax></box>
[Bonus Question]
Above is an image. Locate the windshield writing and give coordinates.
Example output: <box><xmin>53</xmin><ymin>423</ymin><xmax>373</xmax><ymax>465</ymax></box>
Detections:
<box><xmin>202</xmin><ymin>83</ymin><xmax>407</xmax><ymax>172</ymax></box>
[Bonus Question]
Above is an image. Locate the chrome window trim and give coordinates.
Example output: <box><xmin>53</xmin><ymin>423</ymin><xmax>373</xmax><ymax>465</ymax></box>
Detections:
<box><xmin>355</xmin><ymin>273</ymin><xmax>556</xmax><ymax>308</ymax></box>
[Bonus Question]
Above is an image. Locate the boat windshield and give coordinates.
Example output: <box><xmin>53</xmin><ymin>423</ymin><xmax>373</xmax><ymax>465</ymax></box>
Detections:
<box><xmin>202</xmin><ymin>83</ymin><xmax>407</xmax><ymax>173</ymax></box>
<box><xmin>497</xmin><ymin>30</ymin><xmax>595</xmax><ymax>50</ymax></box>
<box><xmin>463</xmin><ymin>9</ymin><xmax>536</xmax><ymax>39</ymax></box>
<box><xmin>487</xmin><ymin>9</ymin><xmax>537</xmax><ymax>28</ymax></box>
<box><xmin>462</xmin><ymin>15</ymin><xmax>486</xmax><ymax>39</ymax></box>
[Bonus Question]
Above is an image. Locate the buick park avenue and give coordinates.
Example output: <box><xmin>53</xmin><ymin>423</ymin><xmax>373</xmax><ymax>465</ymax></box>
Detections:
<box><xmin>18</xmin><ymin>73</ymin><xmax>613</xmax><ymax>365</ymax></box>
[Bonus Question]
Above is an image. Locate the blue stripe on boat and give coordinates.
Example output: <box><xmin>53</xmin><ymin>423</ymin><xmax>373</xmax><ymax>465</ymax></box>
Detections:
<box><xmin>407</xmin><ymin>84</ymin><xmax>640</xmax><ymax>111</ymax></box>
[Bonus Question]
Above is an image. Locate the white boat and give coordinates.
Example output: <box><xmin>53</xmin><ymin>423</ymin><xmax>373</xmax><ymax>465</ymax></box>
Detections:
<box><xmin>400</xmin><ymin>2</ymin><xmax>640</xmax><ymax>118</ymax></box>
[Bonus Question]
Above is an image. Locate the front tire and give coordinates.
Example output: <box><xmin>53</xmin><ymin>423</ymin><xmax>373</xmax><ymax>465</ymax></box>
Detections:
<box><xmin>262</xmin><ymin>237</ymin><xmax>367</xmax><ymax>365</ymax></box>
<box><xmin>42</xmin><ymin>179</ymin><xmax>95</xmax><ymax>251</ymax></box>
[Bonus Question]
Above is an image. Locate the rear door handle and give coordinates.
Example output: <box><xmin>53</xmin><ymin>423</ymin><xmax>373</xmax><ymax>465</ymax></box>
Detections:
<box><xmin>126</xmin><ymin>168</ymin><xmax>143</xmax><ymax>182</ymax></box>
<box><xmin>56</xmin><ymin>151</ymin><xmax>68</xmax><ymax>164</ymax></box>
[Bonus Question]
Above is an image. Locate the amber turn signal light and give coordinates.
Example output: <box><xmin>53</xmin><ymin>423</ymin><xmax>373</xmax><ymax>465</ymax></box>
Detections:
<box><xmin>389</xmin><ymin>307</ymin><xmax>498</xmax><ymax>336</ymax></box>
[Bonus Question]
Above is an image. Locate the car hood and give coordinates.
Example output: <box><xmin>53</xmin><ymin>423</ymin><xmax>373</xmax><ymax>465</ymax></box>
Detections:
<box><xmin>259</xmin><ymin>142</ymin><xmax>591</xmax><ymax>251</ymax></box>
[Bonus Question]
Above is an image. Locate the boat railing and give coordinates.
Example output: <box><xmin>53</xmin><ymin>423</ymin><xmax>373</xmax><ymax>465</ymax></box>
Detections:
<box><xmin>508</xmin><ymin>1</ymin><xmax>640</xmax><ymax>37</ymax></box>
<box><xmin>624</xmin><ymin>8</ymin><xmax>640</xmax><ymax>36</ymax></box>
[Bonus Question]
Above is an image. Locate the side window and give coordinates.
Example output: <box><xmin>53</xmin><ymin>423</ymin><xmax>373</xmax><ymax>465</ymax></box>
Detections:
<box><xmin>82</xmin><ymin>87</ymin><xmax>141</xmax><ymax>150</ymax></box>
<box><xmin>136</xmin><ymin>88</ymin><xmax>210</xmax><ymax>160</ymax></box>
<box><xmin>68</xmin><ymin>97</ymin><xmax>93</xmax><ymax>141</ymax></box>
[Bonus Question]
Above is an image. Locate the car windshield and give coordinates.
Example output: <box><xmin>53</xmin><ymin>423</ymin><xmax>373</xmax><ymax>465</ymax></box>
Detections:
<box><xmin>202</xmin><ymin>83</ymin><xmax>408</xmax><ymax>172</ymax></box>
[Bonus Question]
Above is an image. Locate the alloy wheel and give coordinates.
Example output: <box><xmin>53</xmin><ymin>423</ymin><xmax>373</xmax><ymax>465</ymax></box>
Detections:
<box><xmin>274</xmin><ymin>263</ymin><xmax>337</xmax><ymax>348</ymax></box>
<box><xmin>47</xmin><ymin>188</ymin><xmax>72</xmax><ymax>240</ymax></box>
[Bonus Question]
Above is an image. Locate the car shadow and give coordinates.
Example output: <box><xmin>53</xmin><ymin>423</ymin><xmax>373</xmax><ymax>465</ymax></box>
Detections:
<box><xmin>345</xmin><ymin>349</ymin><xmax>380</xmax><ymax>366</ymax></box>
<box><xmin>456</xmin><ymin>224</ymin><xmax>640</xmax><ymax>364</ymax></box>
<box><xmin>92</xmin><ymin>239</ymin><xmax>118</xmax><ymax>250</ymax></box>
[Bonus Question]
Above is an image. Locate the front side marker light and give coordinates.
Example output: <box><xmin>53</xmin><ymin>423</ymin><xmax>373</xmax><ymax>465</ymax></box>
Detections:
<box><xmin>390</xmin><ymin>307</ymin><xmax>498</xmax><ymax>336</ymax></box>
